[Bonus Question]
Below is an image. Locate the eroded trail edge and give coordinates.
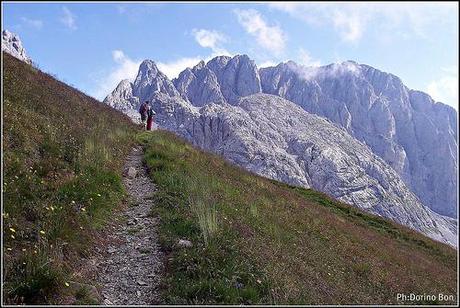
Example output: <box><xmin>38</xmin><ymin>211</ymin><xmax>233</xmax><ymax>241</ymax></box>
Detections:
<box><xmin>96</xmin><ymin>146</ymin><xmax>162</xmax><ymax>305</ymax></box>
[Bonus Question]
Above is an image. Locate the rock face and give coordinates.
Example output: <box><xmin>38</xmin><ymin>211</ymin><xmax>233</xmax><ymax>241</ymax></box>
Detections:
<box><xmin>104</xmin><ymin>55</ymin><xmax>458</xmax><ymax>247</ymax></box>
<box><xmin>173</xmin><ymin>55</ymin><xmax>261</xmax><ymax>105</ymax></box>
<box><xmin>259</xmin><ymin>61</ymin><xmax>458</xmax><ymax>218</ymax></box>
<box><xmin>2</xmin><ymin>30</ymin><xmax>32</xmax><ymax>64</ymax></box>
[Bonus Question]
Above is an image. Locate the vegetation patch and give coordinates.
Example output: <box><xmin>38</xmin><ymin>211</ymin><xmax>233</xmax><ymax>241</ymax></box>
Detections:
<box><xmin>140</xmin><ymin>130</ymin><xmax>456</xmax><ymax>305</ymax></box>
<box><xmin>2</xmin><ymin>53</ymin><xmax>137</xmax><ymax>304</ymax></box>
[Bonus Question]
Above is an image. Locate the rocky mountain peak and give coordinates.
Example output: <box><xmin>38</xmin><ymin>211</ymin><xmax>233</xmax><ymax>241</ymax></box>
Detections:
<box><xmin>133</xmin><ymin>59</ymin><xmax>178</xmax><ymax>101</ymax></box>
<box><xmin>2</xmin><ymin>30</ymin><xmax>32</xmax><ymax>64</ymax></box>
<box><xmin>193</xmin><ymin>60</ymin><xmax>206</xmax><ymax>71</ymax></box>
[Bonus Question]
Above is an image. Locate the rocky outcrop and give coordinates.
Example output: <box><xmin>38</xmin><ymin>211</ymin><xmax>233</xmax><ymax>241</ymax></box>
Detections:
<box><xmin>2</xmin><ymin>30</ymin><xmax>32</xmax><ymax>64</ymax></box>
<box><xmin>173</xmin><ymin>55</ymin><xmax>261</xmax><ymax>105</ymax></box>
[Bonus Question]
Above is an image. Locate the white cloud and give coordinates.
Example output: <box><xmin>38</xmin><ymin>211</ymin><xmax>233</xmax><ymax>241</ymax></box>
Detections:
<box><xmin>192</xmin><ymin>29</ymin><xmax>229</xmax><ymax>55</ymax></box>
<box><xmin>234</xmin><ymin>9</ymin><xmax>286</xmax><ymax>55</ymax></box>
<box><xmin>92</xmin><ymin>50</ymin><xmax>141</xmax><ymax>100</ymax></box>
<box><xmin>158</xmin><ymin>28</ymin><xmax>235</xmax><ymax>79</ymax></box>
<box><xmin>427</xmin><ymin>66</ymin><xmax>458</xmax><ymax>109</ymax></box>
<box><xmin>297</xmin><ymin>48</ymin><xmax>321</xmax><ymax>67</ymax></box>
<box><xmin>268</xmin><ymin>2</ymin><xmax>457</xmax><ymax>43</ymax></box>
<box><xmin>258</xmin><ymin>60</ymin><xmax>278</xmax><ymax>68</ymax></box>
<box><xmin>21</xmin><ymin>17</ymin><xmax>43</xmax><ymax>29</ymax></box>
<box><xmin>60</xmin><ymin>6</ymin><xmax>77</xmax><ymax>30</ymax></box>
<box><xmin>157</xmin><ymin>57</ymin><xmax>203</xmax><ymax>80</ymax></box>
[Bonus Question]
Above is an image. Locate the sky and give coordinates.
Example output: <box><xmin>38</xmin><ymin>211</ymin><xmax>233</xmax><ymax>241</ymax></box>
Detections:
<box><xmin>2</xmin><ymin>2</ymin><xmax>458</xmax><ymax>109</ymax></box>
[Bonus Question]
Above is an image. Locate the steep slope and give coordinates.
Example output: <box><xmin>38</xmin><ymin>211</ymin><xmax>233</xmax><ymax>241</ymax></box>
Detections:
<box><xmin>260</xmin><ymin>61</ymin><xmax>458</xmax><ymax>218</ymax></box>
<box><xmin>104</xmin><ymin>60</ymin><xmax>457</xmax><ymax>247</ymax></box>
<box><xmin>2</xmin><ymin>52</ymin><xmax>137</xmax><ymax>304</ymax></box>
<box><xmin>140</xmin><ymin>130</ymin><xmax>456</xmax><ymax>305</ymax></box>
<box><xmin>2</xmin><ymin>30</ymin><xmax>32</xmax><ymax>64</ymax></box>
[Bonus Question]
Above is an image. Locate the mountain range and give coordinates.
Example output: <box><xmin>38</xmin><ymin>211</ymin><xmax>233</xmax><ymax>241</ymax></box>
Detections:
<box><xmin>104</xmin><ymin>55</ymin><xmax>458</xmax><ymax>247</ymax></box>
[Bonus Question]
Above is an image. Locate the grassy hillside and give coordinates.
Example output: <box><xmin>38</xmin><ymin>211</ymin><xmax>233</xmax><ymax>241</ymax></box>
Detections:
<box><xmin>2</xmin><ymin>53</ymin><xmax>137</xmax><ymax>304</ymax></box>
<box><xmin>138</xmin><ymin>130</ymin><xmax>457</xmax><ymax>305</ymax></box>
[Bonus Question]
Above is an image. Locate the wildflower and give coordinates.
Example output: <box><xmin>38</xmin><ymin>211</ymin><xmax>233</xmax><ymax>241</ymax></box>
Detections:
<box><xmin>50</xmin><ymin>206</ymin><xmax>55</xmax><ymax>211</ymax></box>
<box><xmin>33</xmin><ymin>250</ymin><xmax>37</xmax><ymax>254</ymax></box>
<box><xmin>11</xmin><ymin>235</ymin><xmax>15</xmax><ymax>239</ymax></box>
<box><xmin>23</xmin><ymin>262</ymin><xmax>26</xmax><ymax>265</ymax></box>
<box><xmin>71</xmin><ymin>201</ymin><xmax>76</xmax><ymax>204</ymax></box>
<box><xmin>7</xmin><ymin>248</ymin><xmax>12</xmax><ymax>251</ymax></box>
<box><xmin>9</xmin><ymin>228</ymin><xmax>16</xmax><ymax>233</ymax></box>
<box><xmin>65</xmin><ymin>282</ymin><xmax>70</xmax><ymax>287</ymax></box>
<box><xmin>80</xmin><ymin>226</ymin><xmax>84</xmax><ymax>230</ymax></box>
<box><xmin>97</xmin><ymin>193</ymin><xmax>101</xmax><ymax>197</ymax></box>
<box><xmin>22</xmin><ymin>248</ymin><xmax>26</xmax><ymax>252</ymax></box>
<box><xmin>39</xmin><ymin>230</ymin><xmax>46</xmax><ymax>235</ymax></box>
<box><xmin>256</xmin><ymin>279</ymin><xmax>262</xmax><ymax>284</ymax></box>
<box><xmin>81</xmin><ymin>207</ymin><xmax>86</xmax><ymax>212</ymax></box>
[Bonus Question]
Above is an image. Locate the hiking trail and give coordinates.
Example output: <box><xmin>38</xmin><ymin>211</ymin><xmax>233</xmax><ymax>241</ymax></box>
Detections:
<box><xmin>94</xmin><ymin>146</ymin><xmax>162</xmax><ymax>305</ymax></box>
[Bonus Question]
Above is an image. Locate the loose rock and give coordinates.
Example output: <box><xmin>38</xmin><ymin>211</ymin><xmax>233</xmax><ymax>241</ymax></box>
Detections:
<box><xmin>177</xmin><ymin>239</ymin><xmax>193</xmax><ymax>248</ymax></box>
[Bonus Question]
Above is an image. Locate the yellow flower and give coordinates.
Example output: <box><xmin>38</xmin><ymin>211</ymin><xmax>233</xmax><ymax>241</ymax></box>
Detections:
<box><xmin>39</xmin><ymin>230</ymin><xmax>46</xmax><ymax>235</ymax></box>
<box><xmin>97</xmin><ymin>193</ymin><xmax>101</xmax><ymax>197</ymax></box>
<box><xmin>11</xmin><ymin>235</ymin><xmax>15</xmax><ymax>239</ymax></box>
<box><xmin>65</xmin><ymin>282</ymin><xmax>70</xmax><ymax>287</ymax></box>
<box><xmin>9</xmin><ymin>228</ymin><xmax>16</xmax><ymax>233</ymax></box>
<box><xmin>7</xmin><ymin>248</ymin><xmax>12</xmax><ymax>251</ymax></box>
<box><xmin>81</xmin><ymin>207</ymin><xmax>86</xmax><ymax>212</ymax></box>
<box><xmin>50</xmin><ymin>206</ymin><xmax>55</xmax><ymax>211</ymax></box>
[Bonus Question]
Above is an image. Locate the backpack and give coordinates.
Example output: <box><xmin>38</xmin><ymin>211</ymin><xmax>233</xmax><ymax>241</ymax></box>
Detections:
<box><xmin>139</xmin><ymin>103</ymin><xmax>146</xmax><ymax>115</ymax></box>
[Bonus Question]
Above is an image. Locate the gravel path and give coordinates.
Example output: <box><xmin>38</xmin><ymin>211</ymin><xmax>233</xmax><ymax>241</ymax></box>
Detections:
<box><xmin>96</xmin><ymin>146</ymin><xmax>162</xmax><ymax>305</ymax></box>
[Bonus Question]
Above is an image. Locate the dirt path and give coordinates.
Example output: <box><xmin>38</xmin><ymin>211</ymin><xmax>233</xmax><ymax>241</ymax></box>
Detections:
<box><xmin>95</xmin><ymin>146</ymin><xmax>162</xmax><ymax>305</ymax></box>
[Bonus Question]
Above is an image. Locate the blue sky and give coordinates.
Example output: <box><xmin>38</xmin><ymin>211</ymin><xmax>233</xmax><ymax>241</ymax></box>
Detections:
<box><xmin>2</xmin><ymin>2</ymin><xmax>458</xmax><ymax>109</ymax></box>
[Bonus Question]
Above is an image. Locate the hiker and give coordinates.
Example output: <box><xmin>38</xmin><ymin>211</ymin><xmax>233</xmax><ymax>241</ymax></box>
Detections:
<box><xmin>146</xmin><ymin>104</ymin><xmax>156</xmax><ymax>131</ymax></box>
<box><xmin>139</xmin><ymin>101</ymin><xmax>148</xmax><ymax>129</ymax></box>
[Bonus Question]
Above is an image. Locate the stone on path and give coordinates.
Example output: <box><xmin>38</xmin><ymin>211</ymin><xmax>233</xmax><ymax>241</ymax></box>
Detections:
<box><xmin>177</xmin><ymin>239</ymin><xmax>193</xmax><ymax>248</ymax></box>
